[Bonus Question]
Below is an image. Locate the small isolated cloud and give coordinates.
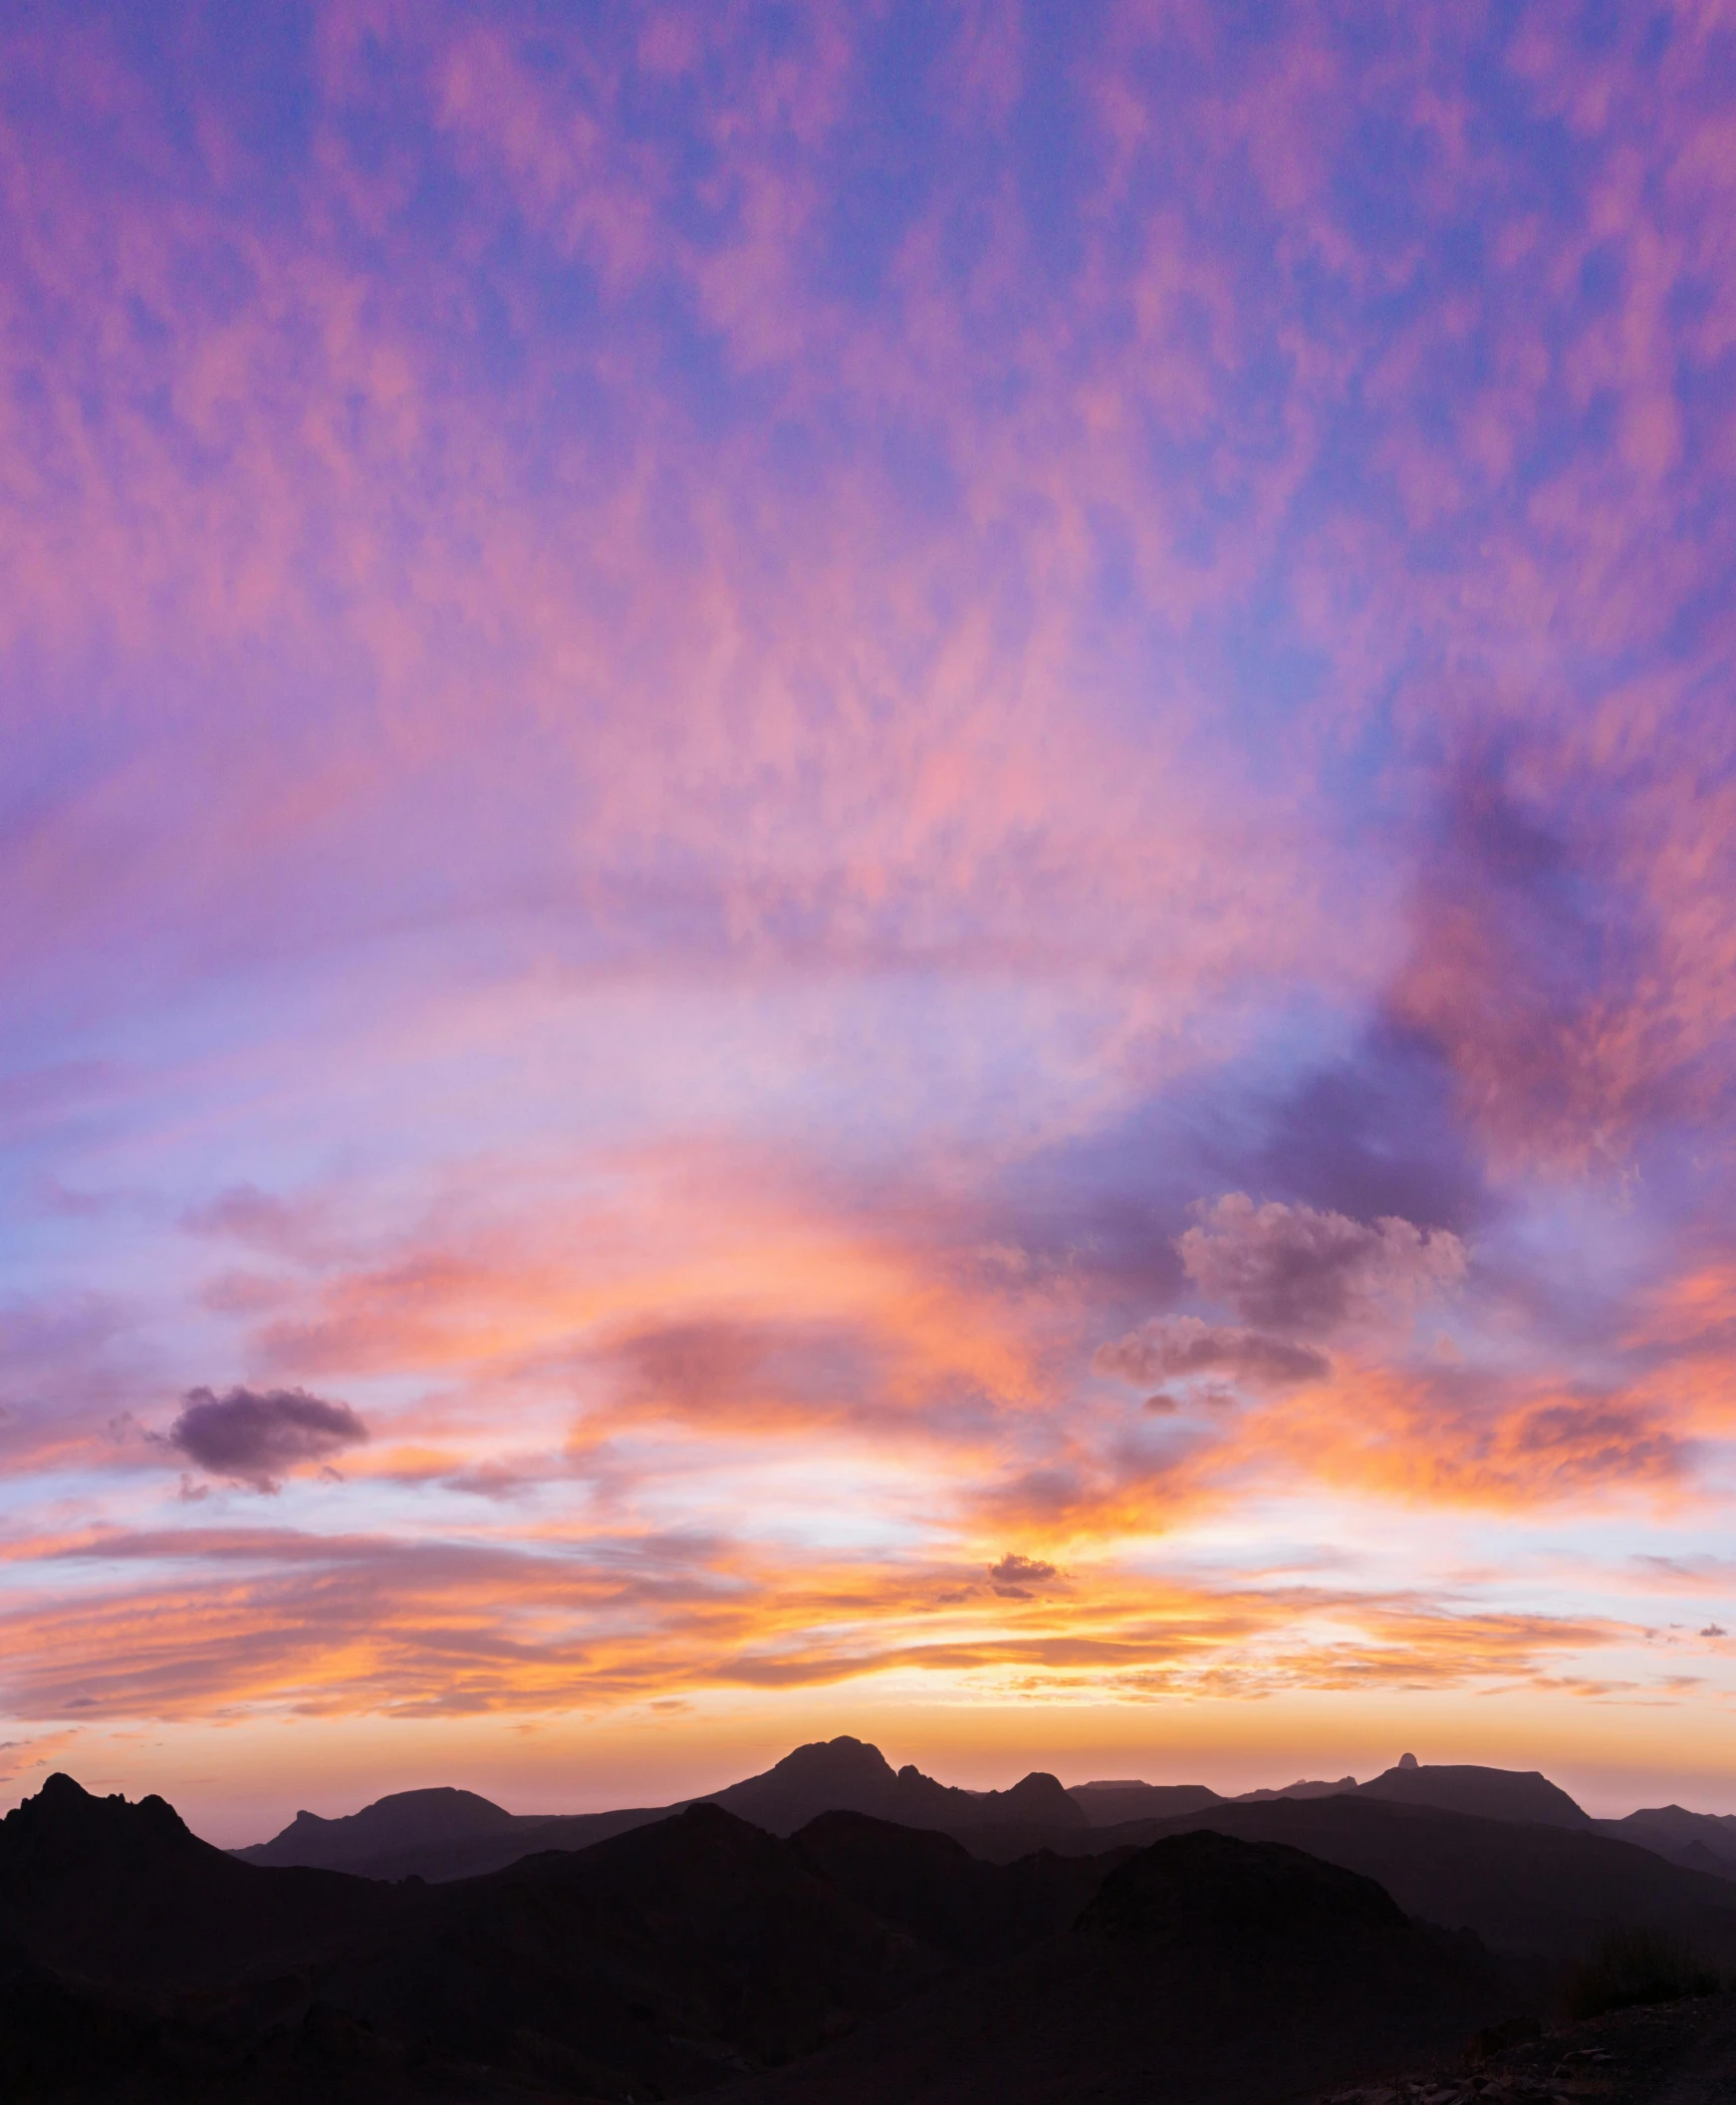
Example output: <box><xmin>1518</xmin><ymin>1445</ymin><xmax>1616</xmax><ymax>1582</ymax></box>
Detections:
<box><xmin>1095</xmin><ymin>1315</ymin><xmax>1329</xmax><ymax>1391</ymax></box>
<box><xmin>1178</xmin><ymin>1194</ymin><xmax>1466</xmax><ymax>1334</ymax></box>
<box><xmin>1702</xmin><ymin>1624</ymin><xmax>1727</xmax><ymax>1639</ymax></box>
<box><xmin>167</xmin><ymin>1385</ymin><xmax>368</xmax><ymax>1492</ymax></box>
<box><xmin>989</xmin><ymin>1551</ymin><xmax>1058</xmax><ymax>1599</ymax></box>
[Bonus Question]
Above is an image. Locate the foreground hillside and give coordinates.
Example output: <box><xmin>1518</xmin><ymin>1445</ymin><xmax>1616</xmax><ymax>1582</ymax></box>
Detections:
<box><xmin>0</xmin><ymin>1773</ymin><xmax>1522</xmax><ymax>2103</ymax></box>
<box><xmin>725</xmin><ymin>1828</ymin><xmax>1507</xmax><ymax>2105</ymax></box>
<box><xmin>5</xmin><ymin>1758</ymin><xmax>1734</xmax><ymax>2104</ymax></box>
<box><xmin>1032</xmin><ymin>1795</ymin><xmax>1736</xmax><ymax>1968</ymax></box>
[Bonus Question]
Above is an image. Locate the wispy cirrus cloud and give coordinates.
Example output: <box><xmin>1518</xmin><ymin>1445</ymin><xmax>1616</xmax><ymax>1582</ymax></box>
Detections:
<box><xmin>0</xmin><ymin>1520</ymin><xmax>1635</xmax><ymax>1723</ymax></box>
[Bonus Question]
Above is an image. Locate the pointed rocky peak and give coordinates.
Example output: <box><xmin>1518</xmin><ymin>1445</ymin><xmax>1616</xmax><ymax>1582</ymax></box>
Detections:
<box><xmin>5</xmin><ymin>1772</ymin><xmax>203</xmax><ymax>1859</ymax></box>
<box><xmin>890</xmin><ymin>1761</ymin><xmax>962</xmax><ymax>1808</ymax></box>
<box><xmin>0</xmin><ymin>1773</ymin><xmax>230</xmax><ymax>1919</ymax></box>
<box><xmin>705</xmin><ymin>1735</ymin><xmax>905</xmax><ymax>1834</ymax></box>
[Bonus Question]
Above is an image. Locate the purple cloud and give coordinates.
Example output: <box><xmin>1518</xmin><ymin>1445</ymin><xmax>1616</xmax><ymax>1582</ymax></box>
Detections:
<box><xmin>1095</xmin><ymin>1316</ymin><xmax>1329</xmax><ymax>1391</ymax></box>
<box><xmin>988</xmin><ymin>1552</ymin><xmax>1058</xmax><ymax>1599</ymax></box>
<box><xmin>1178</xmin><ymin>1196</ymin><xmax>1466</xmax><ymax>1335</ymax></box>
<box><xmin>168</xmin><ymin>1387</ymin><xmax>368</xmax><ymax>1493</ymax></box>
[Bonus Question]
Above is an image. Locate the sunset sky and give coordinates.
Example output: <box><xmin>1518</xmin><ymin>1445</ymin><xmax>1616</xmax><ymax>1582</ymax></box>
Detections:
<box><xmin>5</xmin><ymin>2</ymin><xmax>1736</xmax><ymax>1843</ymax></box>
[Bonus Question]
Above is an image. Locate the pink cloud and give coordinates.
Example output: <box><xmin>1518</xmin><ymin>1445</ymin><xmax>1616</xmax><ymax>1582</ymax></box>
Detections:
<box><xmin>1177</xmin><ymin>1196</ymin><xmax>1467</xmax><ymax>1335</ymax></box>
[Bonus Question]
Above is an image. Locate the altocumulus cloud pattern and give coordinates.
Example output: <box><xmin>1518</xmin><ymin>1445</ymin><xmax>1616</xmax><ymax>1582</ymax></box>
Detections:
<box><xmin>0</xmin><ymin>0</ymin><xmax>1734</xmax><ymax>1816</ymax></box>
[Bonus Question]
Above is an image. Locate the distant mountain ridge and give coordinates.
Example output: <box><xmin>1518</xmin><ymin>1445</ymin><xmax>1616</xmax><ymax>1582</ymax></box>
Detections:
<box><xmin>995</xmin><ymin>1793</ymin><xmax>1736</xmax><ymax>1967</ymax></box>
<box><xmin>706</xmin><ymin>1733</ymin><xmax>1087</xmax><ymax>1837</ymax></box>
<box><xmin>230</xmin><ymin>1734</ymin><xmax>1092</xmax><ymax>1881</ymax></box>
<box><xmin>1595</xmin><ymin>1804</ymin><xmax>1736</xmax><ymax>1874</ymax></box>
<box><xmin>1233</xmin><ymin>1774</ymin><xmax>1359</xmax><ymax>1803</ymax></box>
<box><xmin>233</xmin><ymin>1785</ymin><xmax>539</xmax><ymax>1869</ymax></box>
<box><xmin>226</xmin><ymin>1737</ymin><xmax>1736</xmax><ymax>1889</ymax></box>
<box><xmin>1071</xmin><ymin>1779</ymin><xmax>1224</xmax><ymax>1825</ymax></box>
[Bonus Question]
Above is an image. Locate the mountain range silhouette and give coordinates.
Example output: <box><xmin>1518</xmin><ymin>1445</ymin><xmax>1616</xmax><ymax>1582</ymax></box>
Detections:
<box><xmin>232</xmin><ymin>1733</ymin><xmax>1736</xmax><ymax>1884</ymax></box>
<box><xmin>3</xmin><ymin>1738</ymin><xmax>1735</xmax><ymax>2101</ymax></box>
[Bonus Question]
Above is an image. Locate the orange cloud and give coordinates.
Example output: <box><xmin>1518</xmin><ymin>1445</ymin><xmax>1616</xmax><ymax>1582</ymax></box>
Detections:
<box><xmin>1237</xmin><ymin>1363</ymin><xmax>1691</xmax><ymax>1511</ymax></box>
<box><xmin>0</xmin><ymin>1523</ymin><xmax>1633</xmax><ymax>1725</ymax></box>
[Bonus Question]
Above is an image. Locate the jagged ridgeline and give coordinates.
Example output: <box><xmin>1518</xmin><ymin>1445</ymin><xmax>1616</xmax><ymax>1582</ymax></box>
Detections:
<box><xmin>0</xmin><ymin>1743</ymin><xmax>1734</xmax><ymax>2102</ymax></box>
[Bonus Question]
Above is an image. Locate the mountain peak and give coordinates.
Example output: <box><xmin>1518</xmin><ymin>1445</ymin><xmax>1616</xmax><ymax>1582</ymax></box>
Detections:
<box><xmin>766</xmin><ymin>1736</ymin><xmax>898</xmax><ymax>1783</ymax></box>
<box><xmin>705</xmin><ymin>1735</ymin><xmax>905</xmax><ymax>1834</ymax></box>
<box><xmin>1359</xmin><ymin>1761</ymin><xmax>1589</xmax><ymax>1828</ymax></box>
<box><xmin>236</xmin><ymin>1784</ymin><xmax>522</xmax><ymax>1868</ymax></box>
<box><xmin>10</xmin><ymin>1772</ymin><xmax>202</xmax><ymax>1857</ymax></box>
<box><xmin>39</xmin><ymin>1770</ymin><xmax>93</xmax><ymax>1802</ymax></box>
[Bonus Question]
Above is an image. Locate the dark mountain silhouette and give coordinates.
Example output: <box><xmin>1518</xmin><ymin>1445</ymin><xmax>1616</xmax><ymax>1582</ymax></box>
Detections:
<box><xmin>1357</xmin><ymin>1759</ymin><xmax>1591</xmax><ymax>1828</ymax></box>
<box><xmin>0</xmin><ymin>1772</ymin><xmax>398</xmax><ymax>1987</ymax></box>
<box><xmin>0</xmin><ymin>1952</ymin><xmax>540</xmax><ymax>2104</ymax></box>
<box><xmin>0</xmin><ymin>1776</ymin><xmax>1524</xmax><ymax>2105</ymax></box>
<box><xmin>226</xmin><ymin>1735</ymin><xmax>1090</xmax><ymax>1884</ymax></box>
<box><xmin>1070</xmin><ymin>1778</ymin><xmax>1223</xmax><ymax>1824</ymax></box>
<box><xmin>235</xmin><ymin>1786</ymin><xmax>679</xmax><ymax>1885</ymax></box>
<box><xmin>296</xmin><ymin>1801</ymin><xmax>949</xmax><ymax>2096</ymax></box>
<box><xmin>703</xmin><ymin>1733</ymin><xmax>1086</xmax><ymax>1838</ymax></box>
<box><xmin>17</xmin><ymin>1760</ymin><xmax>1736</xmax><ymax>2104</ymax></box>
<box><xmin>1596</xmin><ymin>1804</ymin><xmax>1736</xmax><ymax>1876</ymax></box>
<box><xmin>1671</xmin><ymin>1838</ymin><xmax>1735</xmax><ymax>1876</ymax></box>
<box><xmin>1037</xmin><ymin>1794</ymin><xmax>1736</xmax><ymax>1967</ymax></box>
<box><xmin>233</xmin><ymin>1784</ymin><xmax>536</xmax><ymax>1868</ymax></box>
<box><xmin>221</xmin><ymin>1742</ymin><xmax>1736</xmax><ymax>1947</ymax></box>
<box><xmin>339</xmin><ymin>1801</ymin><xmax>681</xmax><ymax>1884</ymax></box>
<box><xmin>1235</xmin><ymin>1774</ymin><xmax>1359</xmax><ymax>1801</ymax></box>
<box><xmin>705</xmin><ymin>1733</ymin><xmax>905</xmax><ymax>1829</ymax></box>
<box><xmin>790</xmin><ymin>1809</ymin><xmax>1124</xmax><ymax>1962</ymax></box>
<box><xmin>0</xmin><ymin>1779</ymin><xmax>1114</xmax><ymax>2101</ymax></box>
<box><xmin>725</xmin><ymin>1828</ymin><xmax>1514</xmax><ymax>2105</ymax></box>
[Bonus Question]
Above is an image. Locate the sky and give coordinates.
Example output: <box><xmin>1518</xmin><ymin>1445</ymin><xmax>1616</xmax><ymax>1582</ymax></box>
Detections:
<box><xmin>4</xmin><ymin>0</ymin><xmax>1736</xmax><ymax>1844</ymax></box>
